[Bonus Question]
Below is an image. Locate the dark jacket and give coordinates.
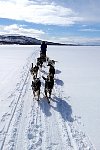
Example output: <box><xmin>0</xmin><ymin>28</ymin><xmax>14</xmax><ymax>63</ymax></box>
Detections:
<box><xmin>41</xmin><ymin>41</ymin><xmax>47</xmax><ymax>55</ymax></box>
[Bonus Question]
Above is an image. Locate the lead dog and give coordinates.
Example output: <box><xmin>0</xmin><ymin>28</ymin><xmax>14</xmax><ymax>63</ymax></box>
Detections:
<box><xmin>30</xmin><ymin>65</ymin><xmax>39</xmax><ymax>79</ymax></box>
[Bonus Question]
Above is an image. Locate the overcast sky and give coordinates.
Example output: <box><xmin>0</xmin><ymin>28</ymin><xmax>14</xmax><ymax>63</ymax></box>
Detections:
<box><xmin>0</xmin><ymin>0</ymin><xmax>100</xmax><ymax>44</ymax></box>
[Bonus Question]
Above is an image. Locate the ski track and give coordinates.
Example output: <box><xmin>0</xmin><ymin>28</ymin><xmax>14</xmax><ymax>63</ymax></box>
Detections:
<box><xmin>0</xmin><ymin>48</ymin><xmax>95</xmax><ymax>150</ymax></box>
<box><xmin>0</xmin><ymin>49</ymin><xmax>39</xmax><ymax>150</ymax></box>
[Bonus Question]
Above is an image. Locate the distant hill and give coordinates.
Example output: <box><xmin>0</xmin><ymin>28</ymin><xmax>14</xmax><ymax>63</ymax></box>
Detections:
<box><xmin>0</xmin><ymin>35</ymin><xmax>100</xmax><ymax>46</ymax></box>
<box><xmin>0</xmin><ymin>35</ymin><xmax>73</xmax><ymax>45</ymax></box>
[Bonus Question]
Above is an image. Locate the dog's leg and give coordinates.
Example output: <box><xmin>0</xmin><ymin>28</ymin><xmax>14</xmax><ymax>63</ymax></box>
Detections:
<box><xmin>45</xmin><ymin>88</ymin><xmax>47</xmax><ymax>98</ymax></box>
<box><xmin>33</xmin><ymin>76</ymin><xmax>35</xmax><ymax>80</ymax></box>
<box><xmin>33</xmin><ymin>91</ymin><xmax>35</xmax><ymax>97</ymax></box>
<box><xmin>36</xmin><ymin>72</ymin><xmax>38</xmax><ymax>78</ymax></box>
<box><xmin>49</xmin><ymin>89</ymin><xmax>52</xmax><ymax>98</ymax></box>
<box><xmin>40</xmin><ymin>63</ymin><xmax>42</xmax><ymax>68</ymax></box>
<box><xmin>33</xmin><ymin>74</ymin><xmax>36</xmax><ymax>80</ymax></box>
<box><xmin>45</xmin><ymin>89</ymin><xmax>50</xmax><ymax>103</ymax></box>
<box><xmin>37</xmin><ymin>90</ymin><xmax>40</xmax><ymax>101</ymax></box>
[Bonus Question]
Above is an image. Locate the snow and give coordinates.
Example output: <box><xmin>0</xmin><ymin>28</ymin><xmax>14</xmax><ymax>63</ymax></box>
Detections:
<box><xmin>0</xmin><ymin>45</ymin><xmax>99</xmax><ymax>150</ymax></box>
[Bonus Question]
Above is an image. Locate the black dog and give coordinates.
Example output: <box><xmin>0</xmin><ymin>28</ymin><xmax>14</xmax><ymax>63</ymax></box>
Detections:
<box><xmin>31</xmin><ymin>78</ymin><xmax>41</xmax><ymax>101</ymax></box>
<box><xmin>42</xmin><ymin>75</ymin><xmax>54</xmax><ymax>102</ymax></box>
<box><xmin>37</xmin><ymin>57</ymin><xmax>43</xmax><ymax>68</ymax></box>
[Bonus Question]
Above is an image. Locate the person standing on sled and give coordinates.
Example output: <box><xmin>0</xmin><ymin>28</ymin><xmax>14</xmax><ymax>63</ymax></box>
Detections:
<box><xmin>40</xmin><ymin>41</ymin><xmax>47</xmax><ymax>61</ymax></box>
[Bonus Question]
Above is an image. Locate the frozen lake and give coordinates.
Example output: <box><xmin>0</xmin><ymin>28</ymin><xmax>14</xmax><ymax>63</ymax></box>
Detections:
<box><xmin>0</xmin><ymin>45</ymin><xmax>100</xmax><ymax>150</ymax></box>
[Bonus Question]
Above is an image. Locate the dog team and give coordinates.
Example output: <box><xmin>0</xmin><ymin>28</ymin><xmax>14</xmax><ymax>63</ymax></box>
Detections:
<box><xmin>30</xmin><ymin>41</ymin><xmax>56</xmax><ymax>103</ymax></box>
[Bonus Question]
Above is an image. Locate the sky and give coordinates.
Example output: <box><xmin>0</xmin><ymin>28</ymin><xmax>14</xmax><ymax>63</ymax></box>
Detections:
<box><xmin>0</xmin><ymin>0</ymin><xmax>100</xmax><ymax>44</ymax></box>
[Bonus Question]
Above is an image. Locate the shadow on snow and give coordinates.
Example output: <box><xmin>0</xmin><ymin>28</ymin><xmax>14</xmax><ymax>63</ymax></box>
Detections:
<box><xmin>55</xmin><ymin>69</ymin><xmax>61</xmax><ymax>74</ymax></box>
<box><xmin>55</xmin><ymin>78</ymin><xmax>64</xmax><ymax>86</ymax></box>
<box><xmin>39</xmin><ymin>97</ymin><xmax>52</xmax><ymax>117</ymax></box>
<box><xmin>51</xmin><ymin>96</ymin><xmax>74</xmax><ymax>122</ymax></box>
<box><xmin>39</xmin><ymin>96</ymin><xmax>73</xmax><ymax>123</ymax></box>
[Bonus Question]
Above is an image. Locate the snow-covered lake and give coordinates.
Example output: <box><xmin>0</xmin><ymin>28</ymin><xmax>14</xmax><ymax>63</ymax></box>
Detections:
<box><xmin>0</xmin><ymin>45</ymin><xmax>100</xmax><ymax>150</ymax></box>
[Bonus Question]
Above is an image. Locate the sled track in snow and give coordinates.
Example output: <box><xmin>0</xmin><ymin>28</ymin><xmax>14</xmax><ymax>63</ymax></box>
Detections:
<box><xmin>0</xmin><ymin>50</ymin><xmax>39</xmax><ymax>150</ymax></box>
<box><xmin>40</xmin><ymin>92</ymin><xmax>75</xmax><ymax>150</ymax></box>
<box><xmin>0</xmin><ymin>70</ymin><xmax>30</xmax><ymax>150</ymax></box>
<box><xmin>27</xmin><ymin>100</ymin><xmax>43</xmax><ymax>150</ymax></box>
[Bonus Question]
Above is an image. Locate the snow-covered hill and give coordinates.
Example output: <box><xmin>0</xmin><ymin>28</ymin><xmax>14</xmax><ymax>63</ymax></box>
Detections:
<box><xmin>0</xmin><ymin>35</ymin><xmax>41</xmax><ymax>45</ymax></box>
<box><xmin>0</xmin><ymin>35</ymin><xmax>67</xmax><ymax>45</ymax></box>
<box><xmin>0</xmin><ymin>45</ymin><xmax>99</xmax><ymax>150</ymax></box>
